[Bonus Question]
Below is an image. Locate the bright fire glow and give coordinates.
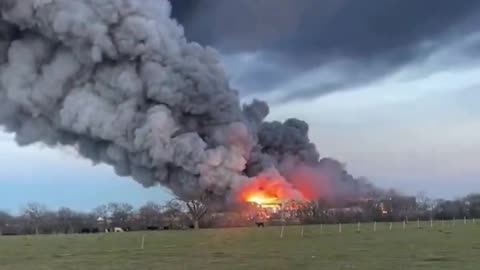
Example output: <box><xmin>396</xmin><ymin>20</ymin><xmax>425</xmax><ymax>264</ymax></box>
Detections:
<box><xmin>237</xmin><ymin>170</ymin><xmax>307</xmax><ymax>207</ymax></box>
<box><xmin>245</xmin><ymin>192</ymin><xmax>279</xmax><ymax>205</ymax></box>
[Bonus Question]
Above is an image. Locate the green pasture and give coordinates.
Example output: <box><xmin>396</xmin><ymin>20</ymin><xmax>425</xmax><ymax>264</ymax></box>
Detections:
<box><xmin>1</xmin><ymin>221</ymin><xmax>479</xmax><ymax>270</ymax></box>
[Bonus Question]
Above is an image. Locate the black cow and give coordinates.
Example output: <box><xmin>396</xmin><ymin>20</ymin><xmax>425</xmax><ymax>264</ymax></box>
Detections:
<box><xmin>255</xmin><ymin>222</ymin><xmax>265</xmax><ymax>228</ymax></box>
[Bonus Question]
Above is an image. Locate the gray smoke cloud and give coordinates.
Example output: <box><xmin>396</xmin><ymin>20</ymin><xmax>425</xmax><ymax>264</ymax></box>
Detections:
<box><xmin>0</xmin><ymin>0</ymin><xmax>376</xmax><ymax>205</ymax></box>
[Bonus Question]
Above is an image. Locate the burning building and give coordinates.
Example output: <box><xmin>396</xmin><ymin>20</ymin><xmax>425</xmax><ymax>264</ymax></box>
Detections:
<box><xmin>0</xmin><ymin>0</ymin><xmax>380</xmax><ymax>214</ymax></box>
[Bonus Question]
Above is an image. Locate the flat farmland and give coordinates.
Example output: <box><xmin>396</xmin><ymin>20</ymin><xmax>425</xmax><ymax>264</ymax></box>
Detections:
<box><xmin>1</xmin><ymin>222</ymin><xmax>479</xmax><ymax>270</ymax></box>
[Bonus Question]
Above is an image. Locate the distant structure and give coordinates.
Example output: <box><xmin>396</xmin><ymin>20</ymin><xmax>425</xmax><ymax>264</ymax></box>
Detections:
<box><xmin>248</xmin><ymin>198</ymin><xmax>309</xmax><ymax>226</ymax></box>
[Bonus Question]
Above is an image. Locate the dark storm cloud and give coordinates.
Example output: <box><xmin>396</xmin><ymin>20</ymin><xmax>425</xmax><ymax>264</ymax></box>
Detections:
<box><xmin>170</xmin><ymin>0</ymin><xmax>480</xmax><ymax>100</ymax></box>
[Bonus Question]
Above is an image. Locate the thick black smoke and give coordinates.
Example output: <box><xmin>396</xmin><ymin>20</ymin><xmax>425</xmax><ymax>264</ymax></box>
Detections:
<box><xmin>0</xmin><ymin>0</ymin><xmax>376</xmax><ymax>204</ymax></box>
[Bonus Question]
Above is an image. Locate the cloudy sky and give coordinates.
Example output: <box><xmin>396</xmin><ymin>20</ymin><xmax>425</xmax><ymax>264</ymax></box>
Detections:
<box><xmin>2</xmin><ymin>0</ymin><xmax>480</xmax><ymax>212</ymax></box>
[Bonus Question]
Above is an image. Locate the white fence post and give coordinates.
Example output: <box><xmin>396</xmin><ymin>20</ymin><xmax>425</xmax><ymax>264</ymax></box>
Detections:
<box><xmin>338</xmin><ymin>223</ymin><xmax>342</xmax><ymax>233</ymax></box>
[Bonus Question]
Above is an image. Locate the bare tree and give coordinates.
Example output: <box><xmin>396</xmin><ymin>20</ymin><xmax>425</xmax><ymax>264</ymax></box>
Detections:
<box><xmin>138</xmin><ymin>202</ymin><xmax>163</xmax><ymax>229</ymax></box>
<box><xmin>465</xmin><ymin>194</ymin><xmax>480</xmax><ymax>218</ymax></box>
<box><xmin>416</xmin><ymin>192</ymin><xmax>432</xmax><ymax>210</ymax></box>
<box><xmin>22</xmin><ymin>203</ymin><xmax>48</xmax><ymax>234</ymax></box>
<box><xmin>178</xmin><ymin>194</ymin><xmax>210</xmax><ymax>229</ymax></box>
<box><xmin>74</xmin><ymin>212</ymin><xmax>98</xmax><ymax>232</ymax></box>
<box><xmin>57</xmin><ymin>210</ymin><xmax>95</xmax><ymax>233</ymax></box>
<box><xmin>92</xmin><ymin>204</ymin><xmax>109</xmax><ymax>231</ymax></box>
<box><xmin>41</xmin><ymin>211</ymin><xmax>58</xmax><ymax>234</ymax></box>
<box><xmin>0</xmin><ymin>211</ymin><xmax>11</xmax><ymax>225</ymax></box>
<box><xmin>163</xmin><ymin>199</ymin><xmax>185</xmax><ymax>229</ymax></box>
<box><xmin>57</xmin><ymin>208</ymin><xmax>75</xmax><ymax>234</ymax></box>
<box><xmin>185</xmin><ymin>200</ymin><xmax>208</xmax><ymax>229</ymax></box>
<box><xmin>416</xmin><ymin>192</ymin><xmax>435</xmax><ymax>219</ymax></box>
<box><xmin>0</xmin><ymin>211</ymin><xmax>12</xmax><ymax>234</ymax></box>
<box><xmin>108</xmin><ymin>203</ymin><xmax>134</xmax><ymax>228</ymax></box>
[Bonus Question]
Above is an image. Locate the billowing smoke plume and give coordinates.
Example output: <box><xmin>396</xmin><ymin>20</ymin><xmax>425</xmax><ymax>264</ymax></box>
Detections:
<box><xmin>0</xmin><ymin>0</ymin><xmax>377</xmax><ymax>205</ymax></box>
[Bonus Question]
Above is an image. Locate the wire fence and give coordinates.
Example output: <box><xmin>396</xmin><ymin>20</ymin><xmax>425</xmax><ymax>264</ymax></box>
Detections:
<box><xmin>276</xmin><ymin>217</ymin><xmax>479</xmax><ymax>239</ymax></box>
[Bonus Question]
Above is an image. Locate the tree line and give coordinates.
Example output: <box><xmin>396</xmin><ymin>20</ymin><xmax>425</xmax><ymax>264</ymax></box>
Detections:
<box><xmin>1</xmin><ymin>193</ymin><xmax>479</xmax><ymax>235</ymax></box>
<box><xmin>0</xmin><ymin>199</ymin><xmax>203</xmax><ymax>235</ymax></box>
<box><xmin>297</xmin><ymin>193</ymin><xmax>480</xmax><ymax>224</ymax></box>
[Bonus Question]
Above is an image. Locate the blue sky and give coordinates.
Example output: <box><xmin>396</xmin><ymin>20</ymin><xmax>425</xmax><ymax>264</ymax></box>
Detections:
<box><xmin>0</xmin><ymin>134</ymin><xmax>171</xmax><ymax>213</ymax></box>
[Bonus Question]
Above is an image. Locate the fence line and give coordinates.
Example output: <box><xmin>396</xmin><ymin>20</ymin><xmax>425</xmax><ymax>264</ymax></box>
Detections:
<box><xmin>289</xmin><ymin>219</ymin><xmax>480</xmax><ymax>238</ymax></box>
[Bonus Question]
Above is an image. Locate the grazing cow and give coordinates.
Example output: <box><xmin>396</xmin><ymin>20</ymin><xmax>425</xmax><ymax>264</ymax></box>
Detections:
<box><xmin>113</xmin><ymin>227</ymin><xmax>124</xmax><ymax>232</ymax></box>
<box><xmin>1</xmin><ymin>232</ymin><xmax>18</xmax><ymax>236</ymax></box>
<box><xmin>255</xmin><ymin>222</ymin><xmax>265</xmax><ymax>228</ymax></box>
<box><xmin>80</xmin><ymin>228</ymin><xmax>91</xmax><ymax>234</ymax></box>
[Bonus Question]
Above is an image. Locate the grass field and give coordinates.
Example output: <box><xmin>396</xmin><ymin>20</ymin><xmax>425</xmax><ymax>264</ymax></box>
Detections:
<box><xmin>1</xmin><ymin>221</ymin><xmax>479</xmax><ymax>270</ymax></box>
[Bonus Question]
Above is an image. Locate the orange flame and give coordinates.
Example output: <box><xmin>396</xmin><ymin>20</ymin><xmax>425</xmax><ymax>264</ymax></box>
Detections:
<box><xmin>244</xmin><ymin>191</ymin><xmax>279</xmax><ymax>205</ymax></box>
<box><xmin>237</xmin><ymin>169</ymin><xmax>306</xmax><ymax>206</ymax></box>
